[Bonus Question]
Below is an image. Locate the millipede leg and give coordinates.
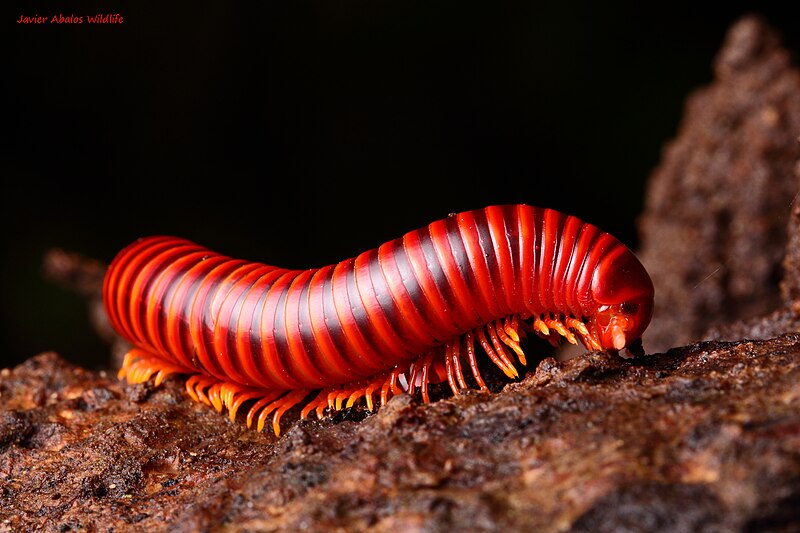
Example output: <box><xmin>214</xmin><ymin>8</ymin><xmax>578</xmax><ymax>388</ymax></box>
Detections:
<box><xmin>485</xmin><ymin>322</ymin><xmax>518</xmax><ymax>370</ymax></box>
<box><xmin>245</xmin><ymin>391</ymin><xmax>284</xmax><ymax>430</ymax></box>
<box><xmin>226</xmin><ymin>389</ymin><xmax>265</xmax><ymax>422</ymax></box>
<box><xmin>185</xmin><ymin>375</ymin><xmax>218</xmax><ymax>407</ymax></box>
<box><xmin>296</xmin><ymin>368</ymin><xmax>407</xmax><ymax>422</ymax></box>
<box><xmin>476</xmin><ymin>328</ymin><xmax>518</xmax><ymax>379</ymax></box>
<box><xmin>464</xmin><ymin>331</ymin><xmax>489</xmax><ymax>392</ymax></box>
<box><xmin>364</xmin><ymin>375</ymin><xmax>386</xmax><ymax>411</ymax></box>
<box><xmin>300</xmin><ymin>389</ymin><xmax>329</xmax><ymax>420</ymax></box>
<box><xmin>496</xmin><ymin>319</ymin><xmax>526</xmax><ymax>365</ymax></box>
<box><xmin>451</xmin><ymin>341</ymin><xmax>468</xmax><ymax>391</ymax></box>
<box><xmin>544</xmin><ymin>315</ymin><xmax>577</xmax><ymax>345</ymax></box>
<box><xmin>407</xmin><ymin>361</ymin><xmax>420</xmax><ymax>395</ymax></box>
<box><xmin>419</xmin><ymin>352</ymin><xmax>434</xmax><ymax>404</ymax></box>
<box><xmin>444</xmin><ymin>342</ymin><xmax>460</xmax><ymax>396</ymax></box>
<box><xmin>118</xmin><ymin>348</ymin><xmax>191</xmax><ymax>386</ymax></box>
<box><xmin>268</xmin><ymin>389</ymin><xmax>310</xmax><ymax>436</ymax></box>
<box><xmin>564</xmin><ymin>317</ymin><xmax>601</xmax><ymax>350</ymax></box>
<box><xmin>207</xmin><ymin>383</ymin><xmax>224</xmax><ymax>412</ymax></box>
<box><xmin>380</xmin><ymin>369</ymin><xmax>402</xmax><ymax>406</ymax></box>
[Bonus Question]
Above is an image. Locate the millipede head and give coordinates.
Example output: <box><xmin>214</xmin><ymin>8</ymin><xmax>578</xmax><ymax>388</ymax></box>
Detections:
<box><xmin>589</xmin><ymin>246</ymin><xmax>655</xmax><ymax>352</ymax></box>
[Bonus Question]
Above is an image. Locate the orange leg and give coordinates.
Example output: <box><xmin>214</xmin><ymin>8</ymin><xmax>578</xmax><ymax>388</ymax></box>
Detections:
<box><xmin>117</xmin><ymin>312</ymin><xmax>604</xmax><ymax>436</ymax></box>
<box><xmin>118</xmin><ymin>348</ymin><xmax>193</xmax><ymax>386</ymax></box>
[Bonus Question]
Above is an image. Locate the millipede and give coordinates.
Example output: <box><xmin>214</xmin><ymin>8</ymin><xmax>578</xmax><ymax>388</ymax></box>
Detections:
<box><xmin>103</xmin><ymin>204</ymin><xmax>654</xmax><ymax>435</ymax></box>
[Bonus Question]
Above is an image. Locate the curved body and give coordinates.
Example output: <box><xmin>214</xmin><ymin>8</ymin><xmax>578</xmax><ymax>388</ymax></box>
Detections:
<box><xmin>103</xmin><ymin>205</ymin><xmax>654</xmax><ymax>433</ymax></box>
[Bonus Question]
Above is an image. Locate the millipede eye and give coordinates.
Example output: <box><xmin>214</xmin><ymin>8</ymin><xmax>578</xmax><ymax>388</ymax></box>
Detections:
<box><xmin>620</xmin><ymin>302</ymin><xmax>639</xmax><ymax>315</ymax></box>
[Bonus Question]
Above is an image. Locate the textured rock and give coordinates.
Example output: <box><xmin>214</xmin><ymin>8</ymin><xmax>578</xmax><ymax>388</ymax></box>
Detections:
<box><xmin>638</xmin><ymin>16</ymin><xmax>800</xmax><ymax>352</ymax></box>
<box><xmin>781</xmin><ymin>169</ymin><xmax>800</xmax><ymax>303</ymax></box>
<box><xmin>3</xmin><ymin>337</ymin><xmax>800</xmax><ymax>531</ymax></box>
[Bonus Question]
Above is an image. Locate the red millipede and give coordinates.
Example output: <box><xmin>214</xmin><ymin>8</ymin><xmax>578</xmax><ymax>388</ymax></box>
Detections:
<box><xmin>103</xmin><ymin>204</ymin><xmax>654</xmax><ymax>435</ymax></box>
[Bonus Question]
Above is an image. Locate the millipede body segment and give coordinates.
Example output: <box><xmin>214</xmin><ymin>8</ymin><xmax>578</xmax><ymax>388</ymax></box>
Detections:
<box><xmin>103</xmin><ymin>205</ymin><xmax>654</xmax><ymax>435</ymax></box>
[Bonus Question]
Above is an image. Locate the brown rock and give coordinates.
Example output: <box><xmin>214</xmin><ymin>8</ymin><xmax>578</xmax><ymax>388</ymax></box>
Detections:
<box><xmin>781</xmin><ymin>166</ymin><xmax>800</xmax><ymax>303</ymax></box>
<box><xmin>638</xmin><ymin>16</ymin><xmax>800</xmax><ymax>353</ymax></box>
<box><xmin>3</xmin><ymin>338</ymin><xmax>800</xmax><ymax>531</ymax></box>
<box><xmin>705</xmin><ymin>305</ymin><xmax>800</xmax><ymax>342</ymax></box>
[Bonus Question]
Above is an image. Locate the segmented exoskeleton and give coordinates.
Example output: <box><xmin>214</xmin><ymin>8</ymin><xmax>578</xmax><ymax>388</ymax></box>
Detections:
<box><xmin>103</xmin><ymin>205</ymin><xmax>654</xmax><ymax>435</ymax></box>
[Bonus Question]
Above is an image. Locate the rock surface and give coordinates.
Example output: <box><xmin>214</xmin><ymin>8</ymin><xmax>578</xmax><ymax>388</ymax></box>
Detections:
<box><xmin>781</xmin><ymin>185</ymin><xmax>800</xmax><ymax>303</ymax></box>
<box><xmin>637</xmin><ymin>15</ymin><xmax>800</xmax><ymax>353</ymax></box>
<box><xmin>2</xmin><ymin>337</ymin><xmax>800</xmax><ymax>532</ymax></box>
<box><xmin>4</xmin><ymin>15</ymin><xmax>800</xmax><ymax>532</ymax></box>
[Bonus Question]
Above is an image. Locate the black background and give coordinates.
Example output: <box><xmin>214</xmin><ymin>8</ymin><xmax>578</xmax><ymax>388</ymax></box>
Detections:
<box><xmin>7</xmin><ymin>1</ymin><xmax>800</xmax><ymax>369</ymax></box>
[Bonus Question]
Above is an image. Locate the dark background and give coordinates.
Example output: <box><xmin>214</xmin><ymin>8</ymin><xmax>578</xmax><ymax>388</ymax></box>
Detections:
<box><xmin>6</xmin><ymin>1</ymin><xmax>800</xmax><ymax>369</ymax></box>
